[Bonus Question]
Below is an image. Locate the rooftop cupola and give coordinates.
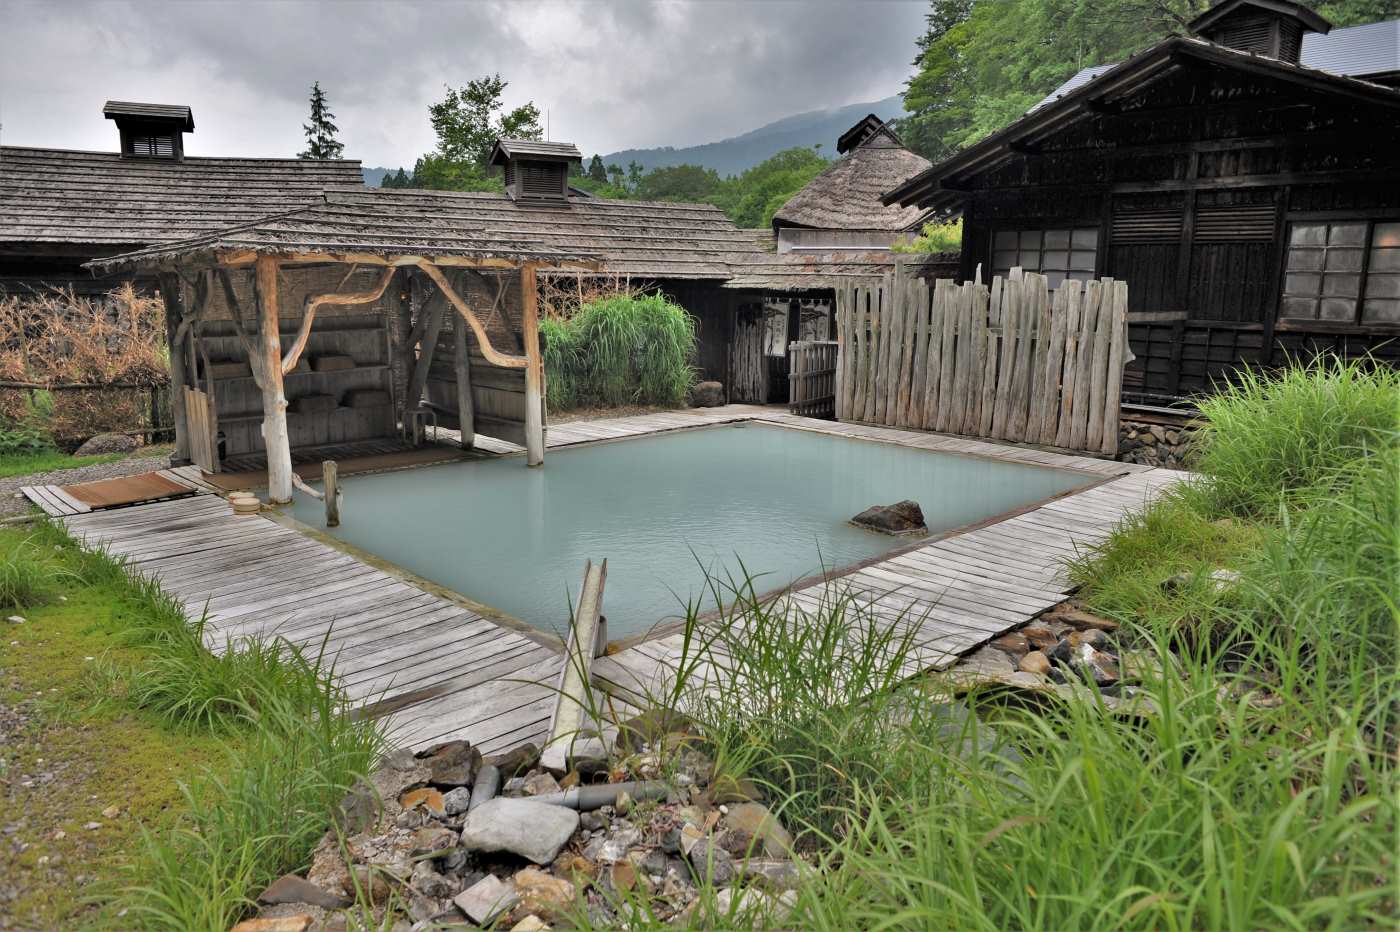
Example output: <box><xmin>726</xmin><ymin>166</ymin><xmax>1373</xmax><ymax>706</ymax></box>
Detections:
<box><xmin>1187</xmin><ymin>0</ymin><xmax>1332</xmax><ymax>64</ymax></box>
<box><xmin>837</xmin><ymin>114</ymin><xmax>890</xmax><ymax>154</ymax></box>
<box><xmin>103</xmin><ymin>101</ymin><xmax>194</xmax><ymax>160</ymax></box>
<box><xmin>488</xmin><ymin>139</ymin><xmax>583</xmax><ymax>204</ymax></box>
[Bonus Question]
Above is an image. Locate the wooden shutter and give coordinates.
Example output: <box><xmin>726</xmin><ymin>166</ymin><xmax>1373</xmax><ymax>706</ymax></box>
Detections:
<box><xmin>1193</xmin><ymin>204</ymin><xmax>1277</xmax><ymax>242</ymax></box>
<box><xmin>1111</xmin><ymin>204</ymin><xmax>1184</xmax><ymax>244</ymax></box>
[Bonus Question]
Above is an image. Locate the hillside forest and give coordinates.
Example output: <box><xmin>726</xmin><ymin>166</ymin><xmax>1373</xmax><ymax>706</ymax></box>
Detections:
<box><xmin>375</xmin><ymin>0</ymin><xmax>1400</xmax><ymax>229</ymax></box>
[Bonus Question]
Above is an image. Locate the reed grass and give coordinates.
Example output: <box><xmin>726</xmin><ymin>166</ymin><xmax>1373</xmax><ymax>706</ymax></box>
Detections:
<box><xmin>542</xmin><ymin>293</ymin><xmax>696</xmax><ymax>410</ymax></box>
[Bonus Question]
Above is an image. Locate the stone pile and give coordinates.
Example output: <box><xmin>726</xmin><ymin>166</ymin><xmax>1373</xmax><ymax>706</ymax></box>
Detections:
<box><xmin>1117</xmin><ymin>418</ymin><xmax>1194</xmax><ymax>469</ymax></box>
<box><xmin>232</xmin><ymin>712</ymin><xmax>806</xmax><ymax>931</ymax></box>
<box><xmin>940</xmin><ymin>600</ymin><xmax>1174</xmax><ymax>714</ymax></box>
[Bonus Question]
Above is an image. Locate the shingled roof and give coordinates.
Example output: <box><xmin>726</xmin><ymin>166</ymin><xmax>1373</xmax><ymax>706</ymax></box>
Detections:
<box><xmin>87</xmin><ymin>187</ymin><xmax>768</xmax><ymax>278</ymax></box>
<box><xmin>771</xmin><ymin>126</ymin><xmax>932</xmax><ymax>233</ymax></box>
<box><xmin>0</xmin><ymin>147</ymin><xmax>365</xmax><ymax>247</ymax></box>
<box><xmin>724</xmin><ymin>250</ymin><xmax>959</xmax><ymax>292</ymax></box>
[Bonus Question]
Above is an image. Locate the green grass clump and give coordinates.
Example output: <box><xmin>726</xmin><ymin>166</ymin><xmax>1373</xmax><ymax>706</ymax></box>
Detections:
<box><xmin>1189</xmin><ymin>357</ymin><xmax>1399</xmax><ymax>516</ymax></box>
<box><xmin>0</xmin><ymin>448</ymin><xmax>127</xmax><ymax>478</ymax></box>
<box><xmin>543</xmin><ymin>293</ymin><xmax>697</xmax><ymax>410</ymax></box>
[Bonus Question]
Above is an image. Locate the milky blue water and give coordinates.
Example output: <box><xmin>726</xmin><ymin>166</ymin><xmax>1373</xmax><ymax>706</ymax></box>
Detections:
<box><xmin>291</xmin><ymin>424</ymin><xmax>1090</xmax><ymax>639</ymax></box>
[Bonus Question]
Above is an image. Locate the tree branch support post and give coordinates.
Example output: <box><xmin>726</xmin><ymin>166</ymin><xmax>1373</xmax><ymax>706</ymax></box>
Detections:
<box><xmin>157</xmin><ymin>272</ymin><xmax>191</xmax><ymax>463</ymax></box>
<box><xmin>323</xmin><ymin>460</ymin><xmax>341</xmax><ymax>527</ymax></box>
<box><xmin>453</xmin><ymin>315</ymin><xmax>475</xmax><ymax>449</ymax></box>
<box><xmin>521</xmin><ymin>262</ymin><xmax>545</xmax><ymax>466</ymax></box>
<box><xmin>541</xmin><ymin>559</ymin><xmax>607</xmax><ymax>774</ymax></box>
<box><xmin>253</xmin><ymin>256</ymin><xmax>294</xmax><ymax>504</ymax></box>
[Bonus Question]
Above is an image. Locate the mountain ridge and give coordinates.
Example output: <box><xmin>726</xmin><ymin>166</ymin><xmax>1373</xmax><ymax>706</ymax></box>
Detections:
<box><xmin>359</xmin><ymin>93</ymin><xmax>904</xmax><ymax>186</ymax></box>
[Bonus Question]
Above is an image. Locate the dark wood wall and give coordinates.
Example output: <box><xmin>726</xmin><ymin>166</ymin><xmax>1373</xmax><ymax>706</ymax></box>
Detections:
<box><xmin>0</xmin><ymin>245</ymin><xmax>134</xmax><ymax>297</ymax></box>
<box><xmin>956</xmin><ymin>62</ymin><xmax>1400</xmax><ymax>404</ymax></box>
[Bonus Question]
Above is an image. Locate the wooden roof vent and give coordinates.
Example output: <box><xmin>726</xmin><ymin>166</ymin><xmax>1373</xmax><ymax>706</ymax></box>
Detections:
<box><xmin>1188</xmin><ymin>0</ymin><xmax>1331</xmax><ymax>64</ymax></box>
<box><xmin>488</xmin><ymin>138</ymin><xmax>583</xmax><ymax>205</ymax></box>
<box><xmin>103</xmin><ymin>101</ymin><xmax>194</xmax><ymax>160</ymax></box>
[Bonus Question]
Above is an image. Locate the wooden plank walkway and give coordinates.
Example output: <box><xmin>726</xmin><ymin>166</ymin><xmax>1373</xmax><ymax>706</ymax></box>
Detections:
<box><xmin>40</xmin><ymin>405</ymin><xmax>1182</xmax><ymax>755</ymax></box>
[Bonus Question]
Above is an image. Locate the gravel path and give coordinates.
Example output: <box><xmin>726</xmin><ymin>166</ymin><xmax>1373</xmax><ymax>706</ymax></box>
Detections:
<box><xmin>0</xmin><ymin>448</ymin><xmax>174</xmax><ymax>519</ymax></box>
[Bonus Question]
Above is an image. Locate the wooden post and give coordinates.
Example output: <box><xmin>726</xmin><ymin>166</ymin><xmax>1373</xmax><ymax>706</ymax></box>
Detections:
<box><xmin>157</xmin><ymin>273</ymin><xmax>191</xmax><ymax>463</ymax></box>
<box><xmin>520</xmin><ymin>263</ymin><xmax>545</xmax><ymax>467</ymax></box>
<box><xmin>323</xmin><ymin>460</ymin><xmax>341</xmax><ymax>527</ymax></box>
<box><xmin>453</xmin><ymin>317</ymin><xmax>475</xmax><ymax>449</ymax></box>
<box><xmin>253</xmin><ymin>256</ymin><xmax>294</xmax><ymax>504</ymax></box>
<box><xmin>541</xmin><ymin>559</ymin><xmax>607</xmax><ymax>773</ymax></box>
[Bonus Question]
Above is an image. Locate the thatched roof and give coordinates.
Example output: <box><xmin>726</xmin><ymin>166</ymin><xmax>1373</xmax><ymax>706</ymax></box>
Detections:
<box><xmin>725</xmin><ymin>250</ymin><xmax>959</xmax><ymax>292</ymax></box>
<box><xmin>87</xmin><ymin>188</ymin><xmax>766</xmax><ymax>277</ymax></box>
<box><xmin>771</xmin><ymin>127</ymin><xmax>933</xmax><ymax>233</ymax></box>
<box><xmin>0</xmin><ymin>146</ymin><xmax>364</xmax><ymax>247</ymax></box>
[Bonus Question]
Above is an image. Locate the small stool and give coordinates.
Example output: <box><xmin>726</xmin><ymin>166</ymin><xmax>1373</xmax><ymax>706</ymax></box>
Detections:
<box><xmin>402</xmin><ymin>406</ymin><xmax>438</xmax><ymax>446</ymax></box>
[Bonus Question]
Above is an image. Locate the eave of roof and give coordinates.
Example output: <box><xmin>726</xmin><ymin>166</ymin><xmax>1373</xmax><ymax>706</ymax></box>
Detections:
<box><xmin>882</xmin><ymin>35</ymin><xmax>1400</xmax><ymax>210</ymax></box>
<box><xmin>1187</xmin><ymin>0</ymin><xmax>1331</xmax><ymax>37</ymax></box>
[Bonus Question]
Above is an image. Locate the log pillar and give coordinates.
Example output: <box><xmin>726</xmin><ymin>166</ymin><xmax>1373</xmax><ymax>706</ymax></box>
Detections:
<box><xmin>520</xmin><ymin>263</ymin><xmax>545</xmax><ymax>466</ymax></box>
<box><xmin>253</xmin><ymin>256</ymin><xmax>294</xmax><ymax>503</ymax></box>
<box><xmin>453</xmin><ymin>316</ymin><xmax>475</xmax><ymax>449</ymax></box>
<box><xmin>157</xmin><ymin>272</ymin><xmax>191</xmax><ymax>464</ymax></box>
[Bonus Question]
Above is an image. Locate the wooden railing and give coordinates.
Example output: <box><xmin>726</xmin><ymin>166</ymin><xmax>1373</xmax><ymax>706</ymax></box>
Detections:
<box><xmin>834</xmin><ymin>269</ymin><xmax>1131</xmax><ymax>454</ymax></box>
<box><xmin>787</xmin><ymin>339</ymin><xmax>838</xmax><ymax>419</ymax></box>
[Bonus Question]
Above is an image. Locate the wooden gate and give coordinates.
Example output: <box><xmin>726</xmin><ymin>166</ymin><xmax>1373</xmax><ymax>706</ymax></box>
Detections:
<box><xmin>787</xmin><ymin>340</ymin><xmax>838</xmax><ymax>418</ymax></box>
<box><xmin>729</xmin><ymin>307</ymin><xmax>767</xmax><ymax>403</ymax></box>
<box><xmin>181</xmin><ymin>386</ymin><xmax>220</xmax><ymax>473</ymax></box>
<box><xmin>834</xmin><ymin>270</ymin><xmax>1131</xmax><ymax>454</ymax></box>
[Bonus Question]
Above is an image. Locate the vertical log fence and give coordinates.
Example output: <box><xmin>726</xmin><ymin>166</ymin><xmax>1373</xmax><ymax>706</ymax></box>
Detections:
<box><xmin>834</xmin><ymin>269</ymin><xmax>1131</xmax><ymax>455</ymax></box>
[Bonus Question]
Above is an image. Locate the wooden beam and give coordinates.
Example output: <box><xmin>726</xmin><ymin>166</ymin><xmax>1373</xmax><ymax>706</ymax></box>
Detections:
<box><xmin>282</xmin><ymin>267</ymin><xmax>394</xmax><ymax>375</ymax></box>
<box><xmin>520</xmin><ymin>262</ymin><xmax>546</xmax><ymax>467</ymax></box>
<box><xmin>253</xmin><ymin>256</ymin><xmax>294</xmax><ymax>504</ymax></box>
<box><xmin>216</xmin><ymin>248</ymin><xmax>601</xmax><ymax>275</ymax></box>
<box><xmin>156</xmin><ymin>272</ymin><xmax>191</xmax><ymax>463</ymax></box>
<box><xmin>541</xmin><ymin>559</ymin><xmax>607</xmax><ymax>774</ymax></box>
<box><xmin>453</xmin><ymin>316</ymin><xmax>475</xmax><ymax>449</ymax></box>
<box><xmin>406</xmin><ymin>286</ymin><xmax>449</xmax><ymax>415</ymax></box>
<box><xmin>414</xmin><ymin>260</ymin><xmax>528</xmax><ymax>370</ymax></box>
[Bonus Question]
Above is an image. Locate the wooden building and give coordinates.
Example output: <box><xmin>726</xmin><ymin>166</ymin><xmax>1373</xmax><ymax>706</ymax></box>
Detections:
<box><xmin>883</xmin><ymin>0</ymin><xmax>1400</xmax><ymax>405</ymax></box>
<box><xmin>0</xmin><ymin>101</ymin><xmax>365</xmax><ymax>295</ymax></box>
<box><xmin>771</xmin><ymin>116</ymin><xmax>933</xmax><ymax>254</ymax></box>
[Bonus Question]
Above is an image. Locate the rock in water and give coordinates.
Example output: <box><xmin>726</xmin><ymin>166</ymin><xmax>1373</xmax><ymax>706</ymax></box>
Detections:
<box><xmin>74</xmin><ymin>432</ymin><xmax>139</xmax><ymax>457</ymax></box>
<box><xmin>851</xmin><ymin>500</ymin><xmax>927</xmax><ymax>535</ymax></box>
<box><xmin>459</xmin><ymin>798</ymin><xmax>580</xmax><ymax>865</ymax></box>
<box><xmin>691</xmin><ymin>381</ymin><xmax>725</xmax><ymax>407</ymax></box>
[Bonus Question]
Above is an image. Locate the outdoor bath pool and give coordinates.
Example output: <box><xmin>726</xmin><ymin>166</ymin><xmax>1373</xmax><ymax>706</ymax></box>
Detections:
<box><xmin>290</xmin><ymin>423</ymin><xmax>1093</xmax><ymax>639</ymax></box>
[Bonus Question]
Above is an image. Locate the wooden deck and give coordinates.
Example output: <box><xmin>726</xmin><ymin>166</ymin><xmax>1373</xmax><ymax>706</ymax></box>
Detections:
<box><xmin>44</xmin><ymin>406</ymin><xmax>1183</xmax><ymax>754</ymax></box>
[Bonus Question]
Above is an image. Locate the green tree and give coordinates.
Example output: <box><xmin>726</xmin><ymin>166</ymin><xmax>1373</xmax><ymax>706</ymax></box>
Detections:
<box><xmin>587</xmin><ymin>154</ymin><xmax>608</xmax><ymax>183</ymax></box>
<box><xmin>298</xmin><ymin>81</ymin><xmax>345</xmax><ymax>160</ymax></box>
<box><xmin>412</xmin><ymin>74</ymin><xmax>542</xmax><ymax>191</ymax></box>
<box><xmin>635</xmin><ymin>164</ymin><xmax>723</xmax><ymax>202</ymax></box>
<box><xmin>711</xmin><ymin>147</ymin><xmax>828</xmax><ymax>228</ymax></box>
<box><xmin>626</xmin><ymin>161</ymin><xmax>645</xmax><ymax>191</ymax></box>
<box><xmin>606</xmin><ymin>163</ymin><xmax>625</xmax><ymax>187</ymax></box>
<box><xmin>380</xmin><ymin>167</ymin><xmax>410</xmax><ymax>188</ymax></box>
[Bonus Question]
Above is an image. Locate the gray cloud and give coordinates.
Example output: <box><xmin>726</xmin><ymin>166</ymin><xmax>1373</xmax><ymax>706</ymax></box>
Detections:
<box><xmin>0</xmin><ymin>0</ymin><xmax>926</xmax><ymax>166</ymax></box>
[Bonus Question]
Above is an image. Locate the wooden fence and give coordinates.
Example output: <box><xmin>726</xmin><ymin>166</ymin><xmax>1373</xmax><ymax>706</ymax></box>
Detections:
<box><xmin>729</xmin><ymin>310</ymin><xmax>767</xmax><ymax>403</ymax></box>
<box><xmin>834</xmin><ymin>270</ymin><xmax>1131</xmax><ymax>454</ymax></box>
<box><xmin>787</xmin><ymin>340</ymin><xmax>838</xmax><ymax>418</ymax></box>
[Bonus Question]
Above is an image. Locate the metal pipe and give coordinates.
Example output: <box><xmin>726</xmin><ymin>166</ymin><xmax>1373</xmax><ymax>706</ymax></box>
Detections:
<box><xmin>527</xmin><ymin>780</ymin><xmax>669</xmax><ymax>811</ymax></box>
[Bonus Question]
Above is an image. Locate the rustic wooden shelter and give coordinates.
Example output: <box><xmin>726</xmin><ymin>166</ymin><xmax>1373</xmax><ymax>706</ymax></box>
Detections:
<box><xmin>883</xmin><ymin>0</ymin><xmax>1400</xmax><ymax>405</ymax></box>
<box><xmin>89</xmin><ymin>190</ymin><xmax>603</xmax><ymax>502</ymax></box>
<box><xmin>771</xmin><ymin>116</ymin><xmax>933</xmax><ymax>254</ymax></box>
<box><xmin>0</xmin><ymin>101</ymin><xmax>363</xmax><ymax>295</ymax></box>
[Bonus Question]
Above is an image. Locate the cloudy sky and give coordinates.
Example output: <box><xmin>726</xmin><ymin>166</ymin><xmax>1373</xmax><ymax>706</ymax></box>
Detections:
<box><xmin>0</xmin><ymin>0</ymin><xmax>927</xmax><ymax>167</ymax></box>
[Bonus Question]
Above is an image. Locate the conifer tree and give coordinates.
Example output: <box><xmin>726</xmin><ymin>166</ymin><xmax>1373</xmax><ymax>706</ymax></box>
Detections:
<box><xmin>587</xmin><ymin>154</ymin><xmax>607</xmax><ymax>183</ymax></box>
<box><xmin>299</xmin><ymin>82</ymin><xmax>345</xmax><ymax>160</ymax></box>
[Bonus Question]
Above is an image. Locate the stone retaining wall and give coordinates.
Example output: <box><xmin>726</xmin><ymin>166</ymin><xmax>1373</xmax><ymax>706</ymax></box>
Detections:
<box><xmin>1118</xmin><ymin>418</ymin><xmax>1195</xmax><ymax>469</ymax></box>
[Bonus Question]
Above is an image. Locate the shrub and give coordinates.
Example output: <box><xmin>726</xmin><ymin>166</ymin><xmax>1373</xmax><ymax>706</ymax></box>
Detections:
<box><xmin>894</xmin><ymin>217</ymin><xmax>963</xmax><ymax>254</ymax></box>
<box><xmin>543</xmin><ymin>293</ymin><xmax>696</xmax><ymax>410</ymax></box>
<box><xmin>1188</xmin><ymin>357</ymin><xmax>1400</xmax><ymax>517</ymax></box>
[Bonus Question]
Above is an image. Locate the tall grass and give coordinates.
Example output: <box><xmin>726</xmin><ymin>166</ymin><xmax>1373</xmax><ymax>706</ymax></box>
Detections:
<box><xmin>543</xmin><ymin>293</ymin><xmax>696</xmax><ymax>410</ymax></box>
<box><xmin>1188</xmin><ymin>356</ymin><xmax>1399</xmax><ymax>516</ymax></box>
<box><xmin>17</xmin><ymin>521</ymin><xmax>384</xmax><ymax>930</ymax></box>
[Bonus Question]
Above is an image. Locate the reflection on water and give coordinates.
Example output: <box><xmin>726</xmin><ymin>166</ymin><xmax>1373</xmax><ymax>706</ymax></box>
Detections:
<box><xmin>290</xmin><ymin>424</ymin><xmax>1090</xmax><ymax>638</ymax></box>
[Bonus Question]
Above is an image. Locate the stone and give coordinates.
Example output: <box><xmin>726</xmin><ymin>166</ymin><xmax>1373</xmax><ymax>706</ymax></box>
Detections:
<box><xmin>256</xmin><ymin>874</ymin><xmax>352</xmax><ymax>910</ymax></box>
<box><xmin>511</xmin><ymin>917</ymin><xmax>550</xmax><ymax>932</ymax></box>
<box><xmin>608</xmin><ymin>859</ymin><xmax>639</xmax><ymax>893</ymax></box>
<box><xmin>713</xmin><ymin>886</ymin><xmax>797</xmax><ymax>922</ymax></box>
<box><xmin>422</xmin><ymin>740</ymin><xmax>480</xmax><ymax>788</ymax></box>
<box><xmin>593</xmin><ymin>826</ymin><xmax>642</xmax><ymax>863</ymax></box>
<box><xmin>723</xmin><ymin>803</ymin><xmax>793</xmax><ymax>858</ymax></box>
<box><xmin>470</xmin><ymin>763</ymin><xmax>502</xmax><ymax>811</ymax></box>
<box><xmin>1020</xmin><ymin>625</ymin><xmax>1059</xmax><ymax>651</ymax></box>
<box><xmin>442</xmin><ymin>786</ymin><xmax>472</xmax><ymax>816</ymax></box>
<box><xmin>1067</xmin><ymin>628</ymin><xmax>1109</xmax><ymax>650</ymax></box>
<box><xmin>410</xmin><ymin>861</ymin><xmax>457</xmax><ymax>899</ymax></box>
<box><xmin>513</xmin><ymin>866</ymin><xmax>577</xmax><ymax>917</ymax></box>
<box><xmin>1044</xmin><ymin>609</ymin><xmax>1119</xmax><ymax>632</ymax></box>
<box><xmin>1071</xmin><ymin>644</ymin><xmax>1120</xmax><ymax>685</ymax></box>
<box><xmin>523</xmin><ymin>772</ymin><xmax>561</xmax><ymax>796</ymax></box>
<box><xmin>350</xmin><ymin>865</ymin><xmax>394</xmax><ymax>905</ymax></box>
<box><xmin>685</xmin><ymin>835</ymin><xmax>736</xmax><ymax>886</ymax></box>
<box><xmin>715</xmin><ymin>828</ymin><xmax>755</xmax><ymax>857</ymax></box>
<box><xmin>710</xmin><ymin>773</ymin><xmax>763</xmax><ymax>803</ymax></box>
<box><xmin>400</xmin><ymin>787</ymin><xmax>447</xmax><ymax>817</ymax></box>
<box><xmin>488</xmin><ymin>744</ymin><xmax>541</xmax><ymax>778</ymax></box>
<box><xmin>335</xmin><ymin>783</ymin><xmax>381</xmax><ymax>835</ymax></box>
<box><xmin>615</xmin><ymin>707</ymin><xmax>694</xmax><ymax>753</ymax></box>
<box><xmin>1047</xmin><ymin>638</ymin><xmax>1073</xmax><ymax>665</ymax></box>
<box><xmin>410</xmin><ymin>825</ymin><xmax>459</xmax><ymax>858</ymax></box>
<box><xmin>74</xmin><ymin>432</ymin><xmax>139</xmax><ymax>457</ymax></box>
<box><xmin>691</xmin><ymin>381</ymin><xmax>725</xmax><ymax>407</ymax></box>
<box><xmin>408</xmin><ymin>893</ymin><xmax>454</xmax><ymax>923</ymax></box>
<box><xmin>850</xmin><ymin>500</ymin><xmax>927</xmax><ymax>535</ymax></box>
<box><xmin>1018</xmin><ymin>650</ymin><xmax>1051</xmax><ymax>675</ymax></box>
<box><xmin>230</xmin><ymin>918</ymin><xmax>313</xmax><ymax>932</ymax></box>
<box><xmin>459</xmin><ymin>798</ymin><xmax>580</xmax><ymax>865</ymax></box>
<box><xmin>640</xmin><ymin>848</ymin><xmax>669</xmax><ymax>876</ymax></box>
<box><xmin>735</xmin><ymin>858</ymin><xmax>802</xmax><ymax>891</ymax></box>
<box><xmin>558</xmin><ymin>770</ymin><xmax>580</xmax><ymax>790</ymax></box>
<box><xmin>453</xmin><ymin>874</ymin><xmax>520</xmax><ymax>926</ymax></box>
<box><xmin>556</xmin><ymin>854</ymin><xmax>598</xmax><ymax>883</ymax></box>
<box><xmin>579</xmin><ymin>810</ymin><xmax>608</xmax><ymax>833</ymax></box>
<box><xmin>990</xmin><ymin>632</ymin><xmax>1029</xmax><ymax>657</ymax></box>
